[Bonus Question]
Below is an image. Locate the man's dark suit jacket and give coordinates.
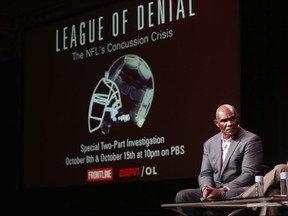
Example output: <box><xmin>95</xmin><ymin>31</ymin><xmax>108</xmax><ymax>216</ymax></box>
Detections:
<box><xmin>198</xmin><ymin>126</ymin><xmax>263</xmax><ymax>197</ymax></box>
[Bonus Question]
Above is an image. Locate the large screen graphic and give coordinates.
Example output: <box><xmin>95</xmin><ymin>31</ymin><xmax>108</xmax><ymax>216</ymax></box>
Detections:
<box><xmin>21</xmin><ymin>0</ymin><xmax>240</xmax><ymax>188</ymax></box>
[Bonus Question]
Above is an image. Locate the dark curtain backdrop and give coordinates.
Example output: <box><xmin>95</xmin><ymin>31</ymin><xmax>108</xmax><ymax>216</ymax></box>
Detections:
<box><xmin>240</xmin><ymin>1</ymin><xmax>288</xmax><ymax>167</ymax></box>
<box><xmin>1</xmin><ymin>1</ymin><xmax>287</xmax><ymax>215</ymax></box>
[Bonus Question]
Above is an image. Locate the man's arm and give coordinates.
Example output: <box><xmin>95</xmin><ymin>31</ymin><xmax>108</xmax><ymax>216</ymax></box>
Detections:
<box><xmin>225</xmin><ymin>135</ymin><xmax>263</xmax><ymax>189</ymax></box>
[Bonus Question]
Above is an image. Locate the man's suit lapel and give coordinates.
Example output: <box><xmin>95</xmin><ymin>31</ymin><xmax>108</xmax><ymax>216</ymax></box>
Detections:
<box><xmin>215</xmin><ymin>136</ymin><xmax>222</xmax><ymax>174</ymax></box>
<box><xmin>221</xmin><ymin>140</ymin><xmax>238</xmax><ymax>173</ymax></box>
<box><xmin>220</xmin><ymin>129</ymin><xmax>243</xmax><ymax>175</ymax></box>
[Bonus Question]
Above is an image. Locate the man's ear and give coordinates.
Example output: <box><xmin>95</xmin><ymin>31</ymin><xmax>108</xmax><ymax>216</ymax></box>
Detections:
<box><xmin>214</xmin><ymin>119</ymin><xmax>220</xmax><ymax>128</ymax></box>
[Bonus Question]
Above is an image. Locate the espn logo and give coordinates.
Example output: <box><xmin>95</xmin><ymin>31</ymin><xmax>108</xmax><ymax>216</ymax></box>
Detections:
<box><xmin>87</xmin><ymin>167</ymin><xmax>113</xmax><ymax>182</ymax></box>
<box><xmin>119</xmin><ymin>167</ymin><xmax>140</xmax><ymax>177</ymax></box>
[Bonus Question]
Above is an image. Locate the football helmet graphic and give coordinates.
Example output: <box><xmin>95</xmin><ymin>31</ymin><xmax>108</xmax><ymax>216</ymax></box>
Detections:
<box><xmin>88</xmin><ymin>54</ymin><xmax>155</xmax><ymax>134</ymax></box>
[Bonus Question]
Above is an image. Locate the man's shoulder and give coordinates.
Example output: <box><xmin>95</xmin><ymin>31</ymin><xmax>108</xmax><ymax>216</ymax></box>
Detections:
<box><xmin>205</xmin><ymin>133</ymin><xmax>221</xmax><ymax>143</ymax></box>
<box><xmin>237</xmin><ymin>127</ymin><xmax>260</xmax><ymax>139</ymax></box>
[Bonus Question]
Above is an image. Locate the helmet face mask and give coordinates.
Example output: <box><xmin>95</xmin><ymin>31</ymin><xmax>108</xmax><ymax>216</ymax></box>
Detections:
<box><xmin>88</xmin><ymin>77</ymin><xmax>123</xmax><ymax>134</ymax></box>
<box><xmin>88</xmin><ymin>54</ymin><xmax>154</xmax><ymax>134</ymax></box>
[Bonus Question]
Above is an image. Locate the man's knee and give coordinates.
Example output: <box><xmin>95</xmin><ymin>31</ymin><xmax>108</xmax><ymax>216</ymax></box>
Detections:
<box><xmin>175</xmin><ymin>190</ymin><xmax>186</xmax><ymax>202</ymax></box>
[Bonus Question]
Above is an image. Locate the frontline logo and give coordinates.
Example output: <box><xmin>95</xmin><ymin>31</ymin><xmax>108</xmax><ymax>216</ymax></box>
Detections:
<box><xmin>87</xmin><ymin>167</ymin><xmax>113</xmax><ymax>182</ymax></box>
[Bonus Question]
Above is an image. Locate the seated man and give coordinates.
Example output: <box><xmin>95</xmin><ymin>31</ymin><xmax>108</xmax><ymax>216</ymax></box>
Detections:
<box><xmin>175</xmin><ymin>104</ymin><xmax>264</xmax><ymax>216</ymax></box>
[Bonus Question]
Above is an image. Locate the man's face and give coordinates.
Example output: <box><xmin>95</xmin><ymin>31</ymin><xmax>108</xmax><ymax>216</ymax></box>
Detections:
<box><xmin>214</xmin><ymin>109</ymin><xmax>239</xmax><ymax>138</ymax></box>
